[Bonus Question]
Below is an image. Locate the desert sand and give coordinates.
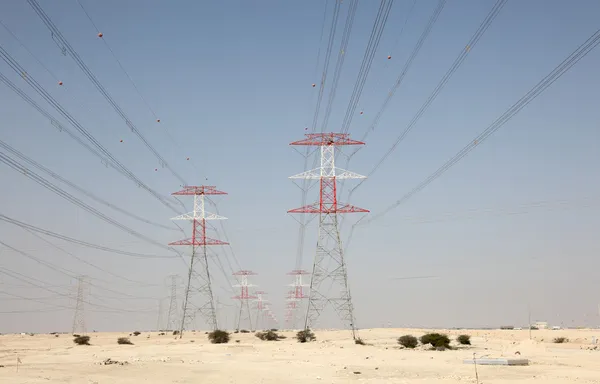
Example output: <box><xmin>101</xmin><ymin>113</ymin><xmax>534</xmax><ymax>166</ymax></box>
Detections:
<box><xmin>1</xmin><ymin>328</ymin><xmax>599</xmax><ymax>383</ymax></box>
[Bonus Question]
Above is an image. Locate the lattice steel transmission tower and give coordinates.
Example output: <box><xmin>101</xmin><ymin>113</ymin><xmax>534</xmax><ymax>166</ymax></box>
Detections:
<box><xmin>253</xmin><ymin>291</ymin><xmax>268</xmax><ymax>330</ymax></box>
<box><xmin>168</xmin><ymin>186</ymin><xmax>228</xmax><ymax>337</ymax></box>
<box><xmin>232</xmin><ymin>270</ymin><xmax>256</xmax><ymax>331</ymax></box>
<box><xmin>165</xmin><ymin>274</ymin><xmax>179</xmax><ymax>332</ymax></box>
<box><xmin>71</xmin><ymin>275</ymin><xmax>88</xmax><ymax>335</ymax></box>
<box><xmin>288</xmin><ymin>133</ymin><xmax>368</xmax><ymax>340</ymax></box>
<box><xmin>285</xmin><ymin>269</ymin><xmax>309</xmax><ymax>329</ymax></box>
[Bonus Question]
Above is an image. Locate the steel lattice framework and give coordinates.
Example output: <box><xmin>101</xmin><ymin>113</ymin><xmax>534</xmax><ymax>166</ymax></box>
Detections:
<box><xmin>169</xmin><ymin>186</ymin><xmax>228</xmax><ymax>337</ymax></box>
<box><xmin>71</xmin><ymin>275</ymin><xmax>88</xmax><ymax>335</ymax></box>
<box><xmin>288</xmin><ymin>133</ymin><xmax>368</xmax><ymax>340</ymax></box>
<box><xmin>253</xmin><ymin>290</ymin><xmax>268</xmax><ymax>330</ymax></box>
<box><xmin>232</xmin><ymin>270</ymin><xmax>257</xmax><ymax>331</ymax></box>
<box><xmin>284</xmin><ymin>269</ymin><xmax>309</xmax><ymax>328</ymax></box>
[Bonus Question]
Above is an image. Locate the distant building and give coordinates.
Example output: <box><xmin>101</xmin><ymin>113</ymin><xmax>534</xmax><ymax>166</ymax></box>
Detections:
<box><xmin>534</xmin><ymin>321</ymin><xmax>548</xmax><ymax>329</ymax></box>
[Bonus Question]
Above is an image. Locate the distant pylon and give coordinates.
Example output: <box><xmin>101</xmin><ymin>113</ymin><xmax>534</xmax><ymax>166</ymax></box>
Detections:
<box><xmin>232</xmin><ymin>270</ymin><xmax>257</xmax><ymax>331</ymax></box>
<box><xmin>253</xmin><ymin>291</ymin><xmax>268</xmax><ymax>330</ymax></box>
<box><xmin>168</xmin><ymin>185</ymin><xmax>229</xmax><ymax>337</ymax></box>
<box><xmin>71</xmin><ymin>275</ymin><xmax>88</xmax><ymax>335</ymax></box>
<box><xmin>286</xmin><ymin>269</ymin><xmax>309</xmax><ymax>329</ymax></box>
<box><xmin>288</xmin><ymin>133</ymin><xmax>368</xmax><ymax>340</ymax></box>
<box><xmin>165</xmin><ymin>274</ymin><xmax>179</xmax><ymax>331</ymax></box>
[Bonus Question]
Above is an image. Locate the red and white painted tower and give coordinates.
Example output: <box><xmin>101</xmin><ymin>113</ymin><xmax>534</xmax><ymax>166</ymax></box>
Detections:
<box><xmin>253</xmin><ymin>291</ymin><xmax>268</xmax><ymax>330</ymax></box>
<box><xmin>169</xmin><ymin>186</ymin><xmax>228</xmax><ymax>337</ymax></box>
<box><xmin>285</xmin><ymin>269</ymin><xmax>309</xmax><ymax>329</ymax></box>
<box><xmin>288</xmin><ymin>133</ymin><xmax>368</xmax><ymax>340</ymax></box>
<box><xmin>232</xmin><ymin>270</ymin><xmax>257</xmax><ymax>331</ymax></box>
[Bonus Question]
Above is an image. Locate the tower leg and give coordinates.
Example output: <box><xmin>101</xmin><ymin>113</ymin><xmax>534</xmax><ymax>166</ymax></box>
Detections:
<box><xmin>304</xmin><ymin>212</ymin><xmax>358</xmax><ymax>338</ymax></box>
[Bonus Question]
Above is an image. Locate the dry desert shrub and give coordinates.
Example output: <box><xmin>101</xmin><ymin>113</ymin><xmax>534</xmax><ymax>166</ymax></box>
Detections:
<box><xmin>398</xmin><ymin>335</ymin><xmax>418</xmax><ymax>349</ymax></box>
<box><xmin>118</xmin><ymin>337</ymin><xmax>133</xmax><ymax>345</ymax></box>
<box><xmin>420</xmin><ymin>333</ymin><xmax>450</xmax><ymax>350</ymax></box>
<box><xmin>457</xmin><ymin>334</ymin><xmax>471</xmax><ymax>345</ymax></box>
<box><xmin>296</xmin><ymin>329</ymin><xmax>316</xmax><ymax>343</ymax></box>
<box><xmin>255</xmin><ymin>330</ymin><xmax>284</xmax><ymax>341</ymax></box>
<box><xmin>73</xmin><ymin>335</ymin><xmax>90</xmax><ymax>345</ymax></box>
<box><xmin>208</xmin><ymin>329</ymin><xmax>230</xmax><ymax>344</ymax></box>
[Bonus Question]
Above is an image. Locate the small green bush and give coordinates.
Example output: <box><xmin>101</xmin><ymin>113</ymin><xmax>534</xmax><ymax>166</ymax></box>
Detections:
<box><xmin>255</xmin><ymin>330</ymin><xmax>283</xmax><ymax>341</ymax></box>
<box><xmin>457</xmin><ymin>334</ymin><xmax>471</xmax><ymax>345</ymax></box>
<box><xmin>208</xmin><ymin>329</ymin><xmax>230</xmax><ymax>344</ymax></box>
<box><xmin>296</xmin><ymin>329</ymin><xmax>316</xmax><ymax>343</ymax></box>
<box><xmin>398</xmin><ymin>335</ymin><xmax>418</xmax><ymax>349</ymax></box>
<box><xmin>117</xmin><ymin>337</ymin><xmax>133</xmax><ymax>345</ymax></box>
<box><xmin>553</xmin><ymin>337</ymin><xmax>568</xmax><ymax>343</ymax></box>
<box><xmin>420</xmin><ymin>333</ymin><xmax>450</xmax><ymax>349</ymax></box>
<box><xmin>73</xmin><ymin>335</ymin><xmax>90</xmax><ymax>345</ymax></box>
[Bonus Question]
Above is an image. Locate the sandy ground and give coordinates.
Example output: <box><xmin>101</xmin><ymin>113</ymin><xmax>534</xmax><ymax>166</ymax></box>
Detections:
<box><xmin>1</xmin><ymin>328</ymin><xmax>599</xmax><ymax>383</ymax></box>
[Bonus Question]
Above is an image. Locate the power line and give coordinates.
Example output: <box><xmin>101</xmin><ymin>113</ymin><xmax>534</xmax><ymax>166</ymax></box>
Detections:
<box><xmin>0</xmin><ymin>139</ymin><xmax>180</xmax><ymax>233</ymax></box>
<box><xmin>27</xmin><ymin>0</ymin><xmax>187</xmax><ymax>185</ymax></box>
<box><xmin>0</xmin><ymin>213</ymin><xmax>174</xmax><ymax>259</ymax></box>
<box><xmin>359</xmin><ymin>27</ymin><xmax>600</xmax><ymax>227</ymax></box>
<box><xmin>74</xmin><ymin>0</ymin><xmax>207</xmax><ymax>180</ymax></box>
<box><xmin>348</xmin><ymin>0</ymin><xmax>508</xmax><ymax>194</ymax></box>
<box><xmin>0</xmin><ymin>264</ymin><xmax>151</xmax><ymax>313</ymax></box>
<box><xmin>320</xmin><ymin>0</ymin><xmax>360</xmax><ymax>132</ymax></box>
<box><xmin>0</xmin><ymin>151</ymin><xmax>182</xmax><ymax>255</ymax></box>
<box><xmin>351</xmin><ymin>0</ymin><xmax>446</xmax><ymax>137</ymax></box>
<box><xmin>340</xmin><ymin>0</ymin><xmax>395</xmax><ymax>134</ymax></box>
<box><xmin>20</xmin><ymin>225</ymin><xmax>160</xmax><ymax>287</ymax></box>
<box><xmin>0</xmin><ymin>66</ymin><xmax>182</xmax><ymax>214</ymax></box>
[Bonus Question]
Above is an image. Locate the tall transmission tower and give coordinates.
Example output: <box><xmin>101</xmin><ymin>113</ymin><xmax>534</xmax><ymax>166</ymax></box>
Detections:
<box><xmin>253</xmin><ymin>291</ymin><xmax>268</xmax><ymax>330</ymax></box>
<box><xmin>286</xmin><ymin>269</ymin><xmax>310</xmax><ymax>329</ymax></box>
<box><xmin>165</xmin><ymin>274</ymin><xmax>179</xmax><ymax>332</ymax></box>
<box><xmin>288</xmin><ymin>133</ymin><xmax>368</xmax><ymax>340</ymax></box>
<box><xmin>71</xmin><ymin>275</ymin><xmax>88</xmax><ymax>335</ymax></box>
<box><xmin>168</xmin><ymin>186</ymin><xmax>228</xmax><ymax>337</ymax></box>
<box><xmin>284</xmin><ymin>289</ymin><xmax>299</xmax><ymax>328</ymax></box>
<box><xmin>232</xmin><ymin>270</ymin><xmax>257</xmax><ymax>331</ymax></box>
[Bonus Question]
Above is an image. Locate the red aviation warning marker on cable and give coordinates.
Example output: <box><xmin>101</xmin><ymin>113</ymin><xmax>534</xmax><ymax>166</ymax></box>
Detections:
<box><xmin>287</xmin><ymin>133</ymin><xmax>368</xmax><ymax>341</ymax></box>
<box><xmin>168</xmin><ymin>185</ymin><xmax>229</xmax><ymax>337</ymax></box>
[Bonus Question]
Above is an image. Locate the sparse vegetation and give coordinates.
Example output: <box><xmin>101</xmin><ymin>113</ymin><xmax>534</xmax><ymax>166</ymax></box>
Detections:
<box><xmin>255</xmin><ymin>330</ymin><xmax>284</xmax><ymax>341</ymax></box>
<box><xmin>355</xmin><ymin>338</ymin><xmax>366</xmax><ymax>345</ymax></box>
<box><xmin>118</xmin><ymin>337</ymin><xmax>133</xmax><ymax>345</ymax></box>
<box><xmin>240</xmin><ymin>329</ymin><xmax>250</xmax><ymax>333</ymax></box>
<box><xmin>270</xmin><ymin>328</ymin><xmax>278</xmax><ymax>332</ymax></box>
<box><xmin>420</xmin><ymin>333</ymin><xmax>451</xmax><ymax>349</ymax></box>
<box><xmin>208</xmin><ymin>329</ymin><xmax>230</xmax><ymax>344</ymax></box>
<box><xmin>172</xmin><ymin>330</ymin><xmax>180</xmax><ymax>336</ymax></box>
<box><xmin>398</xmin><ymin>335</ymin><xmax>419</xmax><ymax>349</ymax></box>
<box><xmin>500</xmin><ymin>326</ymin><xmax>515</xmax><ymax>330</ymax></box>
<box><xmin>554</xmin><ymin>337</ymin><xmax>568</xmax><ymax>343</ymax></box>
<box><xmin>457</xmin><ymin>334</ymin><xmax>471</xmax><ymax>345</ymax></box>
<box><xmin>133</xmin><ymin>331</ymin><xmax>141</xmax><ymax>336</ymax></box>
<box><xmin>296</xmin><ymin>329</ymin><xmax>316</xmax><ymax>343</ymax></box>
<box><xmin>73</xmin><ymin>335</ymin><xmax>90</xmax><ymax>345</ymax></box>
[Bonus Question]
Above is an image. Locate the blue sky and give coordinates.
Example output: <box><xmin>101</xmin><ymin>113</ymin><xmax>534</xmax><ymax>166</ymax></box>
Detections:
<box><xmin>1</xmin><ymin>0</ymin><xmax>599</xmax><ymax>333</ymax></box>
